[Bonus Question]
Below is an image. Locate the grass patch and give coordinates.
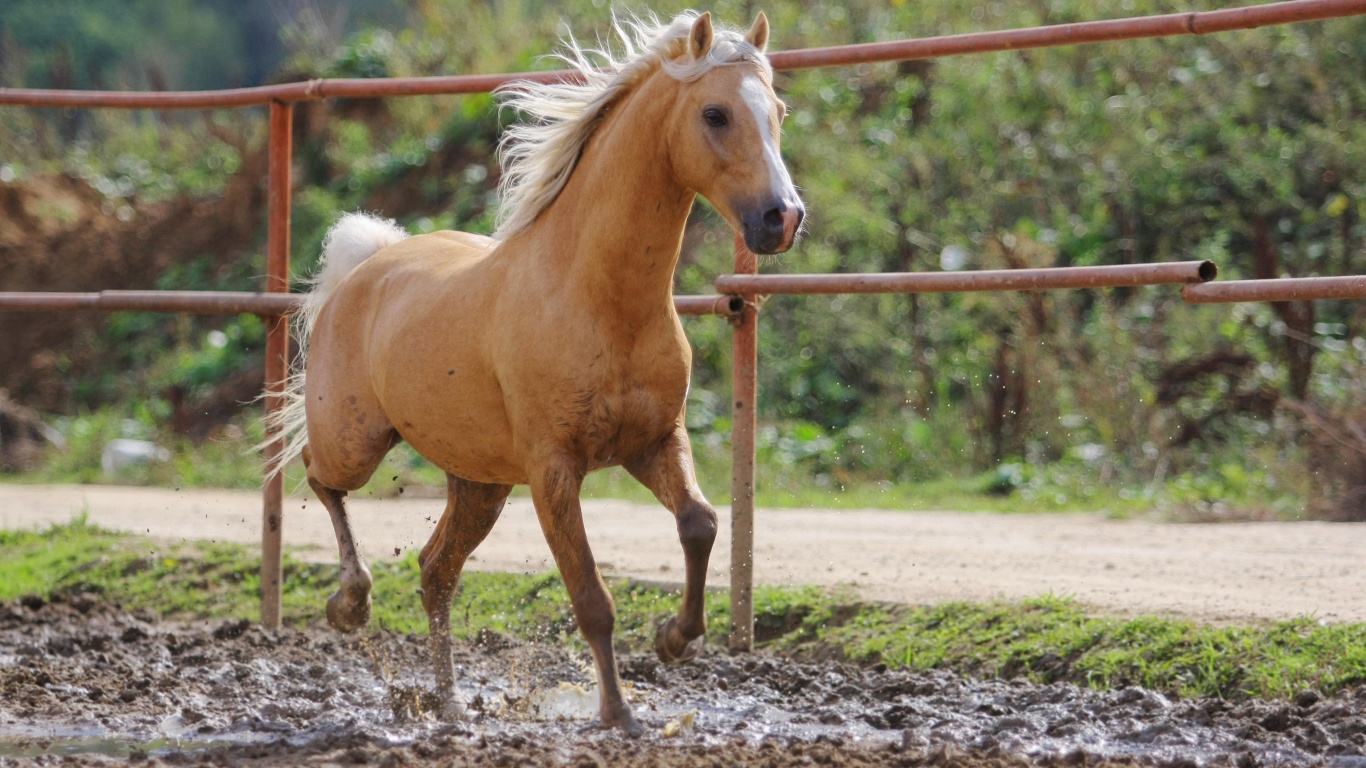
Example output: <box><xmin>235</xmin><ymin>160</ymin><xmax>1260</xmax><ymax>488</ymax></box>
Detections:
<box><xmin>4</xmin><ymin>518</ymin><xmax>1361</xmax><ymax>702</ymax></box>
<box><xmin>13</xmin><ymin>407</ymin><xmax>1300</xmax><ymax>517</ymax></box>
<box><xmin>790</xmin><ymin>594</ymin><xmax>1366</xmax><ymax>701</ymax></box>
<box><xmin>0</xmin><ymin>515</ymin><xmax>713</xmax><ymax>648</ymax></box>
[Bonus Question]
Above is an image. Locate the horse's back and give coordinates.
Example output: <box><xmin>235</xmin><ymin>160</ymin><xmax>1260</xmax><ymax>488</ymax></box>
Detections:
<box><xmin>366</xmin><ymin>229</ymin><xmax>497</xmax><ymax>275</ymax></box>
<box><xmin>426</xmin><ymin>229</ymin><xmax>496</xmax><ymax>251</ymax></box>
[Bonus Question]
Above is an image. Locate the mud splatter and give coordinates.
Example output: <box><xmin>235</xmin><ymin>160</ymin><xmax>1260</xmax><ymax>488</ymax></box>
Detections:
<box><xmin>2</xmin><ymin>594</ymin><xmax>1364</xmax><ymax>766</ymax></box>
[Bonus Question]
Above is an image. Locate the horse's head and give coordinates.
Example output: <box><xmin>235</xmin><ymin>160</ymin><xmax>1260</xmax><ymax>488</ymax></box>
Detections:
<box><xmin>666</xmin><ymin>13</ymin><xmax>804</xmax><ymax>255</ymax></box>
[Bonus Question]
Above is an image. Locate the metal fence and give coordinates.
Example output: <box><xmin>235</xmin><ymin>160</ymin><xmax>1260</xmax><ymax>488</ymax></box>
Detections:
<box><xmin>3</xmin><ymin>0</ymin><xmax>1366</xmax><ymax>649</ymax></box>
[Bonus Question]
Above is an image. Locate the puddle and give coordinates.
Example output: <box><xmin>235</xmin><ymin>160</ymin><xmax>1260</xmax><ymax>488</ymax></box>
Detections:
<box><xmin>0</xmin><ymin>720</ymin><xmax>288</xmax><ymax>759</ymax></box>
<box><xmin>2</xmin><ymin>594</ymin><xmax>1365</xmax><ymax>766</ymax></box>
<box><xmin>528</xmin><ymin>681</ymin><xmax>599</xmax><ymax>721</ymax></box>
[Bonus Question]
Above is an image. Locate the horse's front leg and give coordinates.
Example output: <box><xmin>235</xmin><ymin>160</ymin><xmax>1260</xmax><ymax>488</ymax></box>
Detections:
<box><xmin>419</xmin><ymin>474</ymin><xmax>511</xmax><ymax>716</ymax></box>
<box><xmin>624</xmin><ymin>424</ymin><xmax>718</xmax><ymax>665</ymax></box>
<box><xmin>529</xmin><ymin>460</ymin><xmax>642</xmax><ymax>736</ymax></box>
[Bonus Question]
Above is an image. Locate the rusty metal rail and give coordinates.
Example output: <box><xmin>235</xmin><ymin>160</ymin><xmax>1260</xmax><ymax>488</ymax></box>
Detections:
<box><xmin>767</xmin><ymin>0</ymin><xmax>1366</xmax><ymax>70</ymax></box>
<box><xmin>728</xmin><ymin>236</ymin><xmax>760</xmax><ymax>653</ymax></box>
<box><xmin>0</xmin><ymin>71</ymin><xmax>579</xmax><ymax>110</ymax></box>
<box><xmin>3</xmin><ymin>0</ymin><xmax>1366</xmax><ymax>642</ymax></box>
<box><xmin>3</xmin><ymin>0</ymin><xmax>1363</xmax><ymax>109</ymax></box>
<box><xmin>716</xmin><ymin>261</ymin><xmax>1216</xmax><ymax>296</ymax></box>
<box><xmin>0</xmin><ymin>290</ymin><xmax>299</xmax><ymax>315</ymax></box>
<box><xmin>0</xmin><ymin>291</ymin><xmax>740</xmax><ymax>318</ymax></box>
<box><xmin>1183</xmin><ymin>275</ymin><xmax>1366</xmax><ymax>303</ymax></box>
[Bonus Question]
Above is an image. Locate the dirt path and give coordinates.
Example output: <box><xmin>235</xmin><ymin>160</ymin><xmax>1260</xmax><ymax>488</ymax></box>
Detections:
<box><xmin>2</xmin><ymin>483</ymin><xmax>1363</xmax><ymax>624</ymax></box>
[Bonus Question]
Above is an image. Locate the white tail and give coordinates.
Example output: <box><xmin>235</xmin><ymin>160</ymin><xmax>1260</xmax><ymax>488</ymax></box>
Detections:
<box><xmin>260</xmin><ymin>212</ymin><xmax>409</xmax><ymax>478</ymax></box>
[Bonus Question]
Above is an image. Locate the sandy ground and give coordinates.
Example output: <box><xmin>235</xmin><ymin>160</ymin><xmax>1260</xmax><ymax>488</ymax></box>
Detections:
<box><xmin>1</xmin><ymin>482</ymin><xmax>1363</xmax><ymax>625</ymax></box>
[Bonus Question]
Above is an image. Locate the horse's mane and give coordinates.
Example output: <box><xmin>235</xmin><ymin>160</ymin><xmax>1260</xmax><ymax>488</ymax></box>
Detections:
<box><xmin>492</xmin><ymin>11</ymin><xmax>770</xmax><ymax>240</ymax></box>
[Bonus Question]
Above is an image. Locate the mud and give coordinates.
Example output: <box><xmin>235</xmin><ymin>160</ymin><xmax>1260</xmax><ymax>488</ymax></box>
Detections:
<box><xmin>2</xmin><ymin>595</ymin><xmax>1365</xmax><ymax>767</ymax></box>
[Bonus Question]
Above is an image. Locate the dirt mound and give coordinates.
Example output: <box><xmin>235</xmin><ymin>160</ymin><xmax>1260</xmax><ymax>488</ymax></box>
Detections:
<box><xmin>0</xmin><ymin>145</ymin><xmax>267</xmax><ymax>413</ymax></box>
<box><xmin>2</xmin><ymin>595</ymin><xmax>1365</xmax><ymax>766</ymax></box>
<box><xmin>0</xmin><ymin>390</ymin><xmax>63</xmax><ymax>471</ymax></box>
<box><xmin>1293</xmin><ymin>400</ymin><xmax>1366</xmax><ymax>522</ymax></box>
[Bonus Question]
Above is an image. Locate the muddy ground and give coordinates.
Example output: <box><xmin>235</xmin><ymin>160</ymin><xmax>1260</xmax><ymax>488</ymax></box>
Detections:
<box><xmin>3</xmin><ymin>595</ymin><xmax>1366</xmax><ymax>767</ymax></box>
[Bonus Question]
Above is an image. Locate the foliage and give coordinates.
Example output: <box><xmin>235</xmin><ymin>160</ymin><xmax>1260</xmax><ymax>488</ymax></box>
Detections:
<box><xmin>4</xmin><ymin>1</ymin><xmax>1366</xmax><ymax>513</ymax></box>
<box><xmin>743</xmin><ymin>0</ymin><xmax>1366</xmax><ymax>504</ymax></box>
<box><xmin>4</xmin><ymin>519</ymin><xmax>1365</xmax><ymax>701</ymax></box>
<box><xmin>0</xmin><ymin>0</ymin><xmax>408</xmax><ymax>92</ymax></box>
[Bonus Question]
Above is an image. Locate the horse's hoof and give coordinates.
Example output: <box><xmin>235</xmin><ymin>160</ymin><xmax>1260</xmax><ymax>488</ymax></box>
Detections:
<box><xmin>439</xmin><ymin>695</ymin><xmax>468</xmax><ymax>721</ymax></box>
<box><xmin>325</xmin><ymin>589</ymin><xmax>371</xmax><ymax>633</ymax></box>
<box><xmin>600</xmin><ymin>709</ymin><xmax>644</xmax><ymax>738</ymax></box>
<box><xmin>654</xmin><ymin>617</ymin><xmax>704</xmax><ymax>665</ymax></box>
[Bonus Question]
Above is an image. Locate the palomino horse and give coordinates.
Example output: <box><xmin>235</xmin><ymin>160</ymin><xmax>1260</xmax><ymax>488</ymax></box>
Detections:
<box><xmin>266</xmin><ymin>11</ymin><xmax>803</xmax><ymax>735</ymax></box>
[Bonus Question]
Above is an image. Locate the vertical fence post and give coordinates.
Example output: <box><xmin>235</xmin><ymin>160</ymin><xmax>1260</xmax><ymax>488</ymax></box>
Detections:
<box><xmin>728</xmin><ymin>234</ymin><xmax>759</xmax><ymax>653</ymax></box>
<box><xmin>261</xmin><ymin>100</ymin><xmax>293</xmax><ymax>630</ymax></box>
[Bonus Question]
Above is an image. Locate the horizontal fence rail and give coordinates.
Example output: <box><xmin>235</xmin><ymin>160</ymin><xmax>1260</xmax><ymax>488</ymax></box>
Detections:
<box><xmin>0</xmin><ymin>291</ymin><xmax>301</xmax><ymax>315</ymax></box>
<box><xmin>0</xmin><ymin>71</ymin><xmax>577</xmax><ymax>110</ymax></box>
<box><xmin>715</xmin><ymin>261</ymin><xmax>1217</xmax><ymax>296</ymax></box>
<box><xmin>767</xmin><ymin>0</ymin><xmax>1366</xmax><ymax>70</ymax></box>
<box><xmin>1182</xmin><ymin>275</ymin><xmax>1366</xmax><ymax>303</ymax></box>
<box><xmin>0</xmin><ymin>291</ymin><xmax>741</xmax><ymax>318</ymax></box>
<box><xmin>3</xmin><ymin>0</ymin><xmax>1364</xmax><ymax>109</ymax></box>
<box><xmin>17</xmin><ymin>270</ymin><xmax>1366</xmax><ymax>312</ymax></box>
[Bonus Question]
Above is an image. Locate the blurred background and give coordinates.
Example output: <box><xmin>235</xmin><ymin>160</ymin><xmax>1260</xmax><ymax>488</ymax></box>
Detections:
<box><xmin>1</xmin><ymin>0</ymin><xmax>1363</xmax><ymax>519</ymax></box>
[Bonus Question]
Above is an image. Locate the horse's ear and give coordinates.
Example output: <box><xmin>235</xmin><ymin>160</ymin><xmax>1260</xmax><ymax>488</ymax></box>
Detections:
<box><xmin>745</xmin><ymin>12</ymin><xmax>769</xmax><ymax>53</ymax></box>
<box><xmin>689</xmin><ymin>12</ymin><xmax>714</xmax><ymax>59</ymax></box>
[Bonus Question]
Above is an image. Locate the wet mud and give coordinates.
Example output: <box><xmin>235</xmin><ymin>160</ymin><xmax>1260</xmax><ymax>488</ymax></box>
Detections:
<box><xmin>2</xmin><ymin>594</ymin><xmax>1366</xmax><ymax>767</ymax></box>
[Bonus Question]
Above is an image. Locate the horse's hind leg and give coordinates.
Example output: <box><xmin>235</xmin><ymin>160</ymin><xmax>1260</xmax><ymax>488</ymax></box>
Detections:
<box><xmin>624</xmin><ymin>424</ymin><xmax>718</xmax><ymax>664</ymax></box>
<box><xmin>419</xmin><ymin>473</ymin><xmax>511</xmax><ymax>714</ymax></box>
<box><xmin>304</xmin><ymin>444</ymin><xmax>387</xmax><ymax>633</ymax></box>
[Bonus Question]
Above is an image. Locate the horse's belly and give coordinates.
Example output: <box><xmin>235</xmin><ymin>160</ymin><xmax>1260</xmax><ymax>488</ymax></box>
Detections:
<box><xmin>391</xmin><ymin>405</ymin><xmax>526</xmax><ymax>485</ymax></box>
<box><xmin>376</xmin><ymin>362</ymin><xmax>526</xmax><ymax>485</ymax></box>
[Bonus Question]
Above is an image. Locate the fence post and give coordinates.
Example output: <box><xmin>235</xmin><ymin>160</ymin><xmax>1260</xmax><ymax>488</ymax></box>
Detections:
<box><xmin>728</xmin><ymin>234</ymin><xmax>759</xmax><ymax>653</ymax></box>
<box><xmin>261</xmin><ymin>100</ymin><xmax>293</xmax><ymax>630</ymax></box>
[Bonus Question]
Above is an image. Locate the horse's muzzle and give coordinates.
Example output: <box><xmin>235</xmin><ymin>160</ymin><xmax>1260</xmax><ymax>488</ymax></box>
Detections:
<box><xmin>741</xmin><ymin>199</ymin><xmax>805</xmax><ymax>255</ymax></box>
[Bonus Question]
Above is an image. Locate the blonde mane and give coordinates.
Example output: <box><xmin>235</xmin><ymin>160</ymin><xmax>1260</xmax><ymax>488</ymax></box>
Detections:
<box><xmin>492</xmin><ymin>11</ymin><xmax>771</xmax><ymax>240</ymax></box>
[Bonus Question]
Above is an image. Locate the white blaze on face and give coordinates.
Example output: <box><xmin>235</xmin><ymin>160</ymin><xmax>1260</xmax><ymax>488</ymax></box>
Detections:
<box><xmin>739</xmin><ymin>74</ymin><xmax>795</xmax><ymax>200</ymax></box>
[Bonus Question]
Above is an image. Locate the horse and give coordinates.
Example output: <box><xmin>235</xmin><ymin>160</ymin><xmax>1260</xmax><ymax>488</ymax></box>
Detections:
<box><xmin>265</xmin><ymin>10</ymin><xmax>804</xmax><ymax>735</ymax></box>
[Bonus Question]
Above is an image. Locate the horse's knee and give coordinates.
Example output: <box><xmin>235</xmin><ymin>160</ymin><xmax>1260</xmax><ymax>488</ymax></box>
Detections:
<box><xmin>419</xmin><ymin>535</ymin><xmax>459</xmax><ymax>587</ymax></box>
<box><xmin>421</xmin><ymin>570</ymin><xmax>456</xmax><ymax>617</ymax></box>
<box><xmin>677</xmin><ymin>502</ymin><xmax>718</xmax><ymax>552</ymax></box>
<box><xmin>572</xmin><ymin>586</ymin><xmax>618</xmax><ymax>642</ymax></box>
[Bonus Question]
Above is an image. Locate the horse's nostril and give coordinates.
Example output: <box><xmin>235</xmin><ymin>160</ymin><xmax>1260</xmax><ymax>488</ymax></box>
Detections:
<box><xmin>762</xmin><ymin>207</ymin><xmax>784</xmax><ymax>229</ymax></box>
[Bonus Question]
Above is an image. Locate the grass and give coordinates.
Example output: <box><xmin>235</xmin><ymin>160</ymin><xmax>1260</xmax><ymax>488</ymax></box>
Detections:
<box><xmin>794</xmin><ymin>594</ymin><xmax>1366</xmax><ymax>700</ymax></box>
<box><xmin>12</xmin><ymin>407</ymin><xmax>1301</xmax><ymax>517</ymax></box>
<box><xmin>3</xmin><ymin>516</ymin><xmax>1363</xmax><ymax>702</ymax></box>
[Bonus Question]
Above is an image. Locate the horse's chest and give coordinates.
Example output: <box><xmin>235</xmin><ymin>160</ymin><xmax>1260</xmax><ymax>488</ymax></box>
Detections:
<box><xmin>571</xmin><ymin>355</ymin><xmax>687</xmax><ymax>461</ymax></box>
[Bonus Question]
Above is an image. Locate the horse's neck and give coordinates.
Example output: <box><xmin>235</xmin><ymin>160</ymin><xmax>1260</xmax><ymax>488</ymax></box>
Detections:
<box><xmin>524</xmin><ymin>78</ymin><xmax>692</xmax><ymax>315</ymax></box>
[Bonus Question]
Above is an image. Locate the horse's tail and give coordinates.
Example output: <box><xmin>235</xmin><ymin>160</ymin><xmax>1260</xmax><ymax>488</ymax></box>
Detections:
<box><xmin>261</xmin><ymin>212</ymin><xmax>409</xmax><ymax>479</ymax></box>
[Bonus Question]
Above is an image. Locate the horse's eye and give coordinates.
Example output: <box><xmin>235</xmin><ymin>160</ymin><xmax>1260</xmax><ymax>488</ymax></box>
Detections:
<box><xmin>703</xmin><ymin>107</ymin><xmax>728</xmax><ymax>128</ymax></box>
